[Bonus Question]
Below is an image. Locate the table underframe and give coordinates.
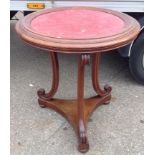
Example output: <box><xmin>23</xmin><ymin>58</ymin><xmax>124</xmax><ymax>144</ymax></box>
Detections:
<box><xmin>37</xmin><ymin>52</ymin><xmax>112</xmax><ymax>153</ymax></box>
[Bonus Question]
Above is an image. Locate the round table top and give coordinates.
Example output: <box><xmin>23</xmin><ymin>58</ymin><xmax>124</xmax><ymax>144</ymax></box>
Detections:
<box><xmin>16</xmin><ymin>7</ymin><xmax>140</xmax><ymax>53</ymax></box>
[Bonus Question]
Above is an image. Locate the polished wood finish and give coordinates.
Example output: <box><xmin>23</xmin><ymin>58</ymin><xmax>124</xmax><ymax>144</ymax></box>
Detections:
<box><xmin>15</xmin><ymin>7</ymin><xmax>141</xmax><ymax>153</ymax></box>
<box><xmin>37</xmin><ymin>52</ymin><xmax>59</xmax><ymax>102</ymax></box>
<box><xmin>92</xmin><ymin>53</ymin><xmax>112</xmax><ymax>97</ymax></box>
<box><xmin>15</xmin><ymin>7</ymin><xmax>140</xmax><ymax>53</ymax></box>
<box><xmin>38</xmin><ymin>52</ymin><xmax>111</xmax><ymax>153</ymax></box>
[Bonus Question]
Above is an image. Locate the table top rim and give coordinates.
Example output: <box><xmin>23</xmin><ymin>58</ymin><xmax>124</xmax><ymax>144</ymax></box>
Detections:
<box><xmin>15</xmin><ymin>6</ymin><xmax>141</xmax><ymax>53</ymax></box>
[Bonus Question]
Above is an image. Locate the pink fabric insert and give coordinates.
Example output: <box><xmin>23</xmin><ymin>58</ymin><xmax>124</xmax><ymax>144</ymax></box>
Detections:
<box><xmin>31</xmin><ymin>9</ymin><xmax>124</xmax><ymax>39</ymax></box>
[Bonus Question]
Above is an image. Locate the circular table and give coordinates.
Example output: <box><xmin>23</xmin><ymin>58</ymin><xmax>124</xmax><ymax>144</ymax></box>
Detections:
<box><xmin>15</xmin><ymin>7</ymin><xmax>140</xmax><ymax>153</ymax></box>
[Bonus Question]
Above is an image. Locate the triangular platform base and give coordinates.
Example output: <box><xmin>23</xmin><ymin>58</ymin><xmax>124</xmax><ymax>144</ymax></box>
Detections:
<box><xmin>38</xmin><ymin>94</ymin><xmax>111</xmax><ymax>153</ymax></box>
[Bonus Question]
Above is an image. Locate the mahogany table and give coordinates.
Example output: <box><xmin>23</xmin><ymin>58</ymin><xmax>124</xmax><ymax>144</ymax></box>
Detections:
<box><xmin>15</xmin><ymin>7</ymin><xmax>140</xmax><ymax>153</ymax></box>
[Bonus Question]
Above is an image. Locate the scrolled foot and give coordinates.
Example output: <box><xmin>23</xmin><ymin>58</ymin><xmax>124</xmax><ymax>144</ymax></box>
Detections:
<box><xmin>37</xmin><ymin>88</ymin><xmax>46</xmax><ymax>98</ymax></box>
<box><xmin>78</xmin><ymin>129</ymin><xmax>89</xmax><ymax>153</ymax></box>
<box><xmin>104</xmin><ymin>84</ymin><xmax>112</xmax><ymax>93</ymax></box>
<box><xmin>78</xmin><ymin>143</ymin><xmax>89</xmax><ymax>153</ymax></box>
<box><xmin>37</xmin><ymin>88</ymin><xmax>54</xmax><ymax>101</ymax></box>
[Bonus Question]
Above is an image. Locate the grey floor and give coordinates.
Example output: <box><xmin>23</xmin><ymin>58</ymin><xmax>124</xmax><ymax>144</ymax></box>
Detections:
<box><xmin>10</xmin><ymin>20</ymin><xmax>144</xmax><ymax>155</ymax></box>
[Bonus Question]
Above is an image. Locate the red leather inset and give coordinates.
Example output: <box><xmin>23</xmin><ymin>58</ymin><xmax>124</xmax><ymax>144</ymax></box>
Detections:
<box><xmin>31</xmin><ymin>9</ymin><xmax>124</xmax><ymax>39</ymax></box>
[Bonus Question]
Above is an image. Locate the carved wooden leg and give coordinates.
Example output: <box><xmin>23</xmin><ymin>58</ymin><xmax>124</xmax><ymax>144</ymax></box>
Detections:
<box><xmin>92</xmin><ymin>53</ymin><xmax>112</xmax><ymax>104</ymax></box>
<box><xmin>37</xmin><ymin>52</ymin><xmax>59</xmax><ymax>107</ymax></box>
<box><xmin>36</xmin><ymin>52</ymin><xmax>112</xmax><ymax>153</ymax></box>
<box><xmin>77</xmin><ymin>54</ymin><xmax>90</xmax><ymax>153</ymax></box>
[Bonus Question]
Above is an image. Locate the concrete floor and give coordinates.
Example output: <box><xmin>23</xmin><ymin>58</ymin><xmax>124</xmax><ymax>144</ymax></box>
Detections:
<box><xmin>10</xmin><ymin>20</ymin><xmax>144</xmax><ymax>155</ymax></box>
